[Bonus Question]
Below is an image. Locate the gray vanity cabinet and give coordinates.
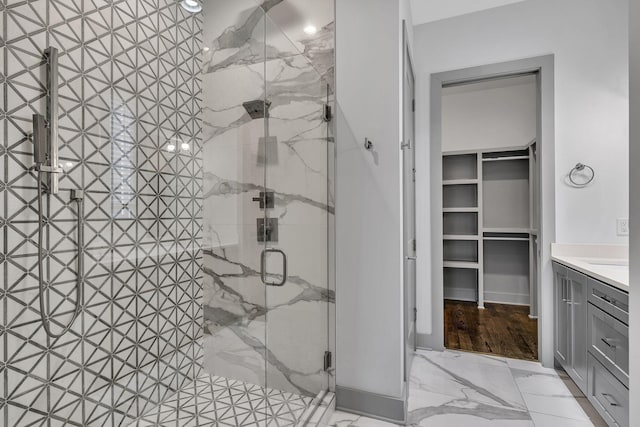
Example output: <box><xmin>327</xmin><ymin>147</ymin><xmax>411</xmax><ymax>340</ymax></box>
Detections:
<box><xmin>552</xmin><ymin>262</ymin><xmax>588</xmax><ymax>393</ymax></box>
<box><xmin>554</xmin><ymin>261</ymin><xmax>630</xmax><ymax>427</ymax></box>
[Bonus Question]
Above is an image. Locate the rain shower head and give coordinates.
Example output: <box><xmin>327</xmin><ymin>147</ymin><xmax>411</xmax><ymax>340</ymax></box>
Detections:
<box><xmin>243</xmin><ymin>99</ymin><xmax>271</xmax><ymax>119</ymax></box>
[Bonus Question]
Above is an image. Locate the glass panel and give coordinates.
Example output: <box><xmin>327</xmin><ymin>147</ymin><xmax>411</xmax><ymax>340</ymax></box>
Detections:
<box><xmin>262</xmin><ymin>10</ymin><xmax>331</xmax><ymax>416</ymax></box>
<box><xmin>201</xmin><ymin>0</ymin><xmax>268</xmax><ymax>423</ymax></box>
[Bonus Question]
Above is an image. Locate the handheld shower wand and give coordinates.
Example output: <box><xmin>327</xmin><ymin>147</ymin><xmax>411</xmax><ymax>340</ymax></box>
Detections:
<box><xmin>33</xmin><ymin>47</ymin><xmax>84</xmax><ymax>339</ymax></box>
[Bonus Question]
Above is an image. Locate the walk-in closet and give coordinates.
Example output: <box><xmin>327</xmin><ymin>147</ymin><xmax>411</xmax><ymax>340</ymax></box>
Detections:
<box><xmin>441</xmin><ymin>74</ymin><xmax>540</xmax><ymax>360</ymax></box>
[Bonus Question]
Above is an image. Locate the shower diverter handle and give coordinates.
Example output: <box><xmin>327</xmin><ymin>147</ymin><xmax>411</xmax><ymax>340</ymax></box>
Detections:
<box><xmin>260</xmin><ymin>248</ymin><xmax>287</xmax><ymax>287</ymax></box>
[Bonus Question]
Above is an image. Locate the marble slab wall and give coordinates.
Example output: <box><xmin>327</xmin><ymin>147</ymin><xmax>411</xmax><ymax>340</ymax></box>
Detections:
<box><xmin>201</xmin><ymin>0</ymin><xmax>335</xmax><ymax>398</ymax></box>
<box><xmin>0</xmin><ymin>0</ymin><xmax>203</xmax><ymax>425</ymax></box>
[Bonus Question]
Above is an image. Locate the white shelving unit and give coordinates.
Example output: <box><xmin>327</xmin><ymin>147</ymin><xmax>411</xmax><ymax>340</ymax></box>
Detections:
<box><xmin>442</xmin><ymin>144</ymin><xmax>539</xmax><ymax>314</ymax></box>
<box><xmin>442</xmin><ymin>152</ymin><xmax>484</xmax><ymax>308</ymax></box>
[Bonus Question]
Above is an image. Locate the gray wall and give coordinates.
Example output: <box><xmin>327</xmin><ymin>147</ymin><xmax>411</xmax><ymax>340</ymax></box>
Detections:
<box><xmin>335</xmin><ymin>0</ymin><xmax>411</xmax><ymax>405</ymax></box>
<box><xmin>0</xmin><ymin>0</ymin><xmax>203</xmax><ymax>425</ymax></box>
<box><xmin>442</xmin><ymin>75</ymin><xmax>537</xmax><ymax>152</ymax></box>
<box><xmin>629</xmin><ymin>2</ymin><xmax>639</xmax><ymax>425</ymax></box>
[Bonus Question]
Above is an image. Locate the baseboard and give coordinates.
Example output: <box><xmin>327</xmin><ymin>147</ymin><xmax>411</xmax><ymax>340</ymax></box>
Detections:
<box><xmin>484</xmin><ymin>291</ymin><xmax>530</xmax><ymax>306</ymax></box>
<box><xmin>443</xmin><ymin>288</ymin><xmax>476</xmax><ymax>301</ymax></box>
<box><xmin>416</xmin><ymin>333</ymin><xmax>445</xmax><ymax>351</ymax></box>
<box><xmin>335</xmin><ymin>386</ymin><xmax>405</xmax><ymax>424</ymax></box>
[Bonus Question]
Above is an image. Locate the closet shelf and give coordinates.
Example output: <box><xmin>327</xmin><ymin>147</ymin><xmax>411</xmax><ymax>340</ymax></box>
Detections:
<box><xmin>483</xmin><ymin>237</ymin><xmax>530</xmax><ymax>242</ymax></box>
<box><xmin>482</xmin><ymin>227</ymin><xmax>531</xmax><ymax>234</ymax></box>
<box><xmin>442</xmin><ymin>179</ymin><xmax>478</xmax><ymax>186</ymax></box>
<box><xmin>443</xmin><ymin>235</ymin><xmax>479</xmax><ymax>241</ymax></box>
<box><xmin>443</xmin><ymin>207</ymin><xmax>479</xmax><ymax>213</ymax></box>
<box><xmin>443</xmin><ymin>261</ymin><xmax>479</xmax><ymax>269</ymax></box>
<box><xmin>482</xmin><ymin>156</ymin><xmax>529</xmax><ymax>162</ymax></box>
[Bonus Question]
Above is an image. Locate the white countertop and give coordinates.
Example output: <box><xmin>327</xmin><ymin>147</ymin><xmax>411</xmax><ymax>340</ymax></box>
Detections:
<box><xmin>551</xmin><ymin>244</ymin><xmax>629</xmax><ymax>291</ymax></box>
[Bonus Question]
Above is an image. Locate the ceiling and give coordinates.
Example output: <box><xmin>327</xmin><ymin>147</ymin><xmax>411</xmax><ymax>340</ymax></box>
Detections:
<box><xmin>410</xmin><ymin>0</ymin><xmax>527</xmax><ymax>26</ymax></box>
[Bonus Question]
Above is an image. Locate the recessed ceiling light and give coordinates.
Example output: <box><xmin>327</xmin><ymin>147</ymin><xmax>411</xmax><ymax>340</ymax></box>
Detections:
<box><xmin>303</xmin><ymin>25</ymin><xmax>317</xmax><ymax>36</ymax></box>
<box><xmin>181</xmin><ymin>0</ymin><xmax>202</xmax><ymax>13</ymax></box>
<box><xmin>181</xmin><ymin>142</ymin><xmax>190</xmax><ymax>151</ymax></box>
<box><xmin>167</xmin><ymin>144</ymin><xmax>176</xmax><ymax>152</ymax></box>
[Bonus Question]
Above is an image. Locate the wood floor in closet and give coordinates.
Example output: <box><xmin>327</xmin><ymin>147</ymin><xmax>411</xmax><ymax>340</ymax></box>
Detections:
<box><xmin>444</xmin><ymin>300</ymin><xmax>538</xmax><ymax>361</ymax></box>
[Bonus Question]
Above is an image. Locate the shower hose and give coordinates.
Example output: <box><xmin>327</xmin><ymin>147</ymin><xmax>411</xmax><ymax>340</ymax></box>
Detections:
<box><xmin>37</xmin><ymin>170</ymin><xmax>84</xmax><ymax>338</ymax></box>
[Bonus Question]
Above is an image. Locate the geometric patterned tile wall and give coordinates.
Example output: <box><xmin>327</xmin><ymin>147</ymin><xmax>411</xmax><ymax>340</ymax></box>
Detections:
<box><xmin>0</xmin><ymin>0</ymin><xmax>203</xmax><ymax>425</ymax></box>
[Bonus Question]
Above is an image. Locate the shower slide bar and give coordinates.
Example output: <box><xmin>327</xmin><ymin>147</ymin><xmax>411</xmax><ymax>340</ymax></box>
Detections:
<box><xmin>33</xmin><ymin>47</ymin><xmax>84</xmax><ymax>338</ymax></box>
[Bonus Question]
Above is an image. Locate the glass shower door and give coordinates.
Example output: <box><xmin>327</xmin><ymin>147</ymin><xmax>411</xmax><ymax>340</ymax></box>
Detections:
<box><xmin>261</xmin><ymin>14</ymin><xmax>331</xmax><ymax>406</ymax></box>
<box><xmin>201</xmin><ymin>0</ymin><xmax>332</xmax><ymax>423</ymax></box>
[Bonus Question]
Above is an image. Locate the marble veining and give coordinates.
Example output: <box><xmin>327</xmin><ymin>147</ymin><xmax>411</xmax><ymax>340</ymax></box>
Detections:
<box><xmin>202</xmin><ymin>0</ymin><xmax>335</xmax><ymax>402</ymax></box>
<box><xmin>204</xmin><ymin>172</ymin><xmax>334</xmax><ymax>215</ymax></box>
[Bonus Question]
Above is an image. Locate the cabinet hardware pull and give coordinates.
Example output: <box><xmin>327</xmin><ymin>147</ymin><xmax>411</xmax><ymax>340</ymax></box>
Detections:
<box><xmin>601</xmin><ymin>337</ymin><xmax>616</xmax><ymax>348</ymax></box>
<box><xmin>602</xmin><ymin>393</ymin><xmax>619</xmax><ymax>407</ymax></box>
<box><xmin>562</xmin><ymin>278</ymin><xmax>570</xmax><ymax>302</ymax></box>
<box><xmin>600</xmin><ymin>294</ymin><xmax>616</xmax><ymax>305</ymax></box>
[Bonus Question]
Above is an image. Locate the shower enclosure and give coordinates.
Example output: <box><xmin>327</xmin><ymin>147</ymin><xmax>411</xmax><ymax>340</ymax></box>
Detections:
<box><xmin>0</xmin><ymin>0</ymin><xmax>335</xmax><ymax>425</ymax></box>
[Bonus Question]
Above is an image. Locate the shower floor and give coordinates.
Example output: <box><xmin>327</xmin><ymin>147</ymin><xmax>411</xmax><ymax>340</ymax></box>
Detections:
<box><xmin>130</xmin><ymin>374</ymin><xmax>315</xmax><ymax>427</ymax></box>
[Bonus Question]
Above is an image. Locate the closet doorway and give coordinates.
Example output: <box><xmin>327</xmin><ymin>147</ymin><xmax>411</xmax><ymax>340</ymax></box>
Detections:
<box><xmin>440</xmin><ymin>74</ymin><xmax>540</xmax><ymax>361</ymax></box>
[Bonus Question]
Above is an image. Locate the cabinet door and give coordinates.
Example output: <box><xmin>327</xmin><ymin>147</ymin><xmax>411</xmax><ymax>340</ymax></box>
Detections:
<box><xmin>553</xmin><ymin>263</ymin><xmax>569</xmax><ymax>365</ymax></box>
<box><xmin>569</xmin><ymin>270</ymin><xmax>588</xmax><ymax>393</ymax></box>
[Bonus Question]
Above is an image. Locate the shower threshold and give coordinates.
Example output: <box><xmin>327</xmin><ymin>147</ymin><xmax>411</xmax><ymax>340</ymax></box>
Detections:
<box><xmin>130</xmin><ymin>374</ymin><xmax>334</xmax><ymax>427</ymax></box>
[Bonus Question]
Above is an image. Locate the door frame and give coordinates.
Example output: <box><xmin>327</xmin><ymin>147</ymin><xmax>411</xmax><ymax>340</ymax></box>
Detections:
<box><xmin>421</xmin><ymin>56</ymin><xmax>556</xmax><ymax>367</ymax></box>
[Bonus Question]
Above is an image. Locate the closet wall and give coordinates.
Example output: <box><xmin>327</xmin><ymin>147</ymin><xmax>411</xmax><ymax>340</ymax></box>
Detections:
<box><xmin>442</xmin><ymin>75</ymin><xmax>537</xmax><ymax>152</ymax></box>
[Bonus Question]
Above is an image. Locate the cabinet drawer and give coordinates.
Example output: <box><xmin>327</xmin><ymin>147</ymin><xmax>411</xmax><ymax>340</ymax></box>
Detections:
<box><xmin>587</xmin><ymin>354</ymin><xmax>629</xmax><ymax>427</ymax></box>
<box><xmin>588</xmin><ymin>304</ymin><xmax>628</xmax><ymax>387</ymax></box>
<box><xmin>587</xmin><ymin>278</ymin><xmax>628</xmax><ymax>324</ymax></box>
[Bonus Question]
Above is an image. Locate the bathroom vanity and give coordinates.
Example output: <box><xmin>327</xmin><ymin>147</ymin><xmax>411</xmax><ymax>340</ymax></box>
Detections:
<box><xmin>552</xmin><ymin>244</ymin><xmax>629</xmax><ymax>427</ymax></box>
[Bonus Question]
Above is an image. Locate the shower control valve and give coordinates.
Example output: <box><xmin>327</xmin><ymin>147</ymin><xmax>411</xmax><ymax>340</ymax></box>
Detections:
<box><xmin>251</xmin><ymin>191</ymin><xmax>274</xmax><ymax>209</ymax></box>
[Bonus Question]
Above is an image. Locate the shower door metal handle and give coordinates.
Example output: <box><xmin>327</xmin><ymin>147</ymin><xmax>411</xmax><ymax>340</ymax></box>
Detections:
<box><xmin>260</xmin><ymin>248</ymin><xmax>287</xmax><ymax>287</ymax></box>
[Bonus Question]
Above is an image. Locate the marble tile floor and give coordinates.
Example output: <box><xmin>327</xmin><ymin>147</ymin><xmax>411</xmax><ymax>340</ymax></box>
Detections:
<box><xmin>128</xmin><ymin>349</ymin><xmax>605</xmax><ymax>427</ymax></box>
<box><xmin>129</xmin><ymin>374</ymin><xmax>314</xmax><ymax>426</ymax></box>
<box><xmin>327</xmin><ymin>349</ymin><xmax>607</xmax><ymax>427</ymax></box>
